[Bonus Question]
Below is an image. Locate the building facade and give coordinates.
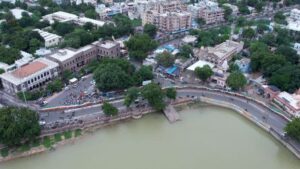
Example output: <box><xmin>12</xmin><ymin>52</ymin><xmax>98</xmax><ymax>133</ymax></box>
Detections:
<box><xmin>0</xmin><ymin>58</ymin><xmax>59</xmax><ymax>94</ymax></box>
<box><xmin>47</xmin><ymin>40</ymin><xmax>120</xmax><ymax>72</ymax></box>
<box><xmin>188</xmin><ymin>0</ymin><xmax>224</xmax><ymax>24</ymax></box>
<box><xmin>34</xmin><ymin>29</ymin><xmax>62</xmax><ymax>48</ymax></box>
<box><xmin>193</xmin><ymin>40</ymin><xmax>244</xmax><ymax>67</ymax></box>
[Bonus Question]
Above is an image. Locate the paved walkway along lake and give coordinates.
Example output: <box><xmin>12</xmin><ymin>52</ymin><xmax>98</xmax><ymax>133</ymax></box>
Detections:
<box><xmin>1</xmin><ymin>106</ymin><xmax>300</xmax><ymax>169</ymax></box>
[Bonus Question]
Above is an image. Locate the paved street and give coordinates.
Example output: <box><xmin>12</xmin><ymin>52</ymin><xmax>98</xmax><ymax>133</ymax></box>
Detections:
<box><xmin>45</xmin><ymin>74</ymin><xmax>99</xmax><ymax>107</ymax></box>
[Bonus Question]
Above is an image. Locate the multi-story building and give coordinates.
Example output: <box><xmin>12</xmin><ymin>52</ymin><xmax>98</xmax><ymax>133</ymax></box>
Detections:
<box><xmin>142</xmin><ymin>0</ymin><xmax>192</xmax><ymax>33</ymax></box>
<box><xmin>274</xmin><ymin>91</ymin><xmax>300</xmax><ymax>117</ymax></box>
<box><xmin>290</xmin><ymin>9</ymin><xmax>300</xmax><ymax>21</ymax></box>
<box><xmin>286</xmin><ymin>9</ymin><xmax>300</xmax><ymax>34</ymax></box>
<box><xmin>152</xmin><ymin>0</ymin><xmax>187</xmax><ymax>13</ymax></box>
<box><xmin>188</xmin><ymin>0</ymin><xmax>224</xmax><ymax>24</ymax></box>
<box><xmin>193</xmin><ymin>40</ymin><xmax>244</xmax><ymax>67</ymax></box>
<box><xmin>47</xmin><ymin>40</ymin><xmax>120</xmax><ymax>72</ymax></box>
<box><xmin>98</xmin><ymin>41</ymin><xmax>121</xmax><ymax>58</ymax></box>
<box><xmin>0</xmin><ymin>58</ymin><xmax>59</xmax><ymax>94</ymax></box>
<box><xmin>96</xmin><ymin>3</ymin><xmax>129</xmax><ymax>20</ymax></box>
<box><xmin>34</xmin><ymin>29</ymin><xmax>62</xmax><ymax>48</ymax></box>
<box><xmin>143</xmin><ymin>11</ymin><xmax>192</xmax><ymax>33</ymax></box>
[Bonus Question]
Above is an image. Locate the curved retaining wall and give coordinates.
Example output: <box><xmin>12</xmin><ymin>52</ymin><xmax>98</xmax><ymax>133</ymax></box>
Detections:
<box><xmin>197</xmin><ymin>96</ymin><xmax>300</xmax><ymax>159</ymax></box>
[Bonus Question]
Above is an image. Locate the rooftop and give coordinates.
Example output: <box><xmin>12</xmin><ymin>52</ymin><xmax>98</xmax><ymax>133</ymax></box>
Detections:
<box><xmin>187</xmin><ymin>60</ymin><xmax>214</xmax><ymax>71</ymax></box>
<box><xmin>12</xmin><ymin>61</ymin><xmax>47</xmax><ymax>78</ymax></box>
<box><xmin>10</xmin><ymin>8</ymin><xmax>32</xmax><ymax>20</ymax></box>
<box><xmin>0</xmin><ymin>58</ymin><xmax>58</xmax><ymax>85</ymax></box>
<box><xmin>34</xmin><ymin>29</ymin><xmax>62</xmax><ymax>41</ymax></box>
<box><xmin>277</xmin><ymin>91</ymin><xmax>300</xmax><ymax>110</ymax></box>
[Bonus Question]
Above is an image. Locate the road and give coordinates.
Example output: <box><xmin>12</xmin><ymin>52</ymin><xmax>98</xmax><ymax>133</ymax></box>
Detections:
<box><xmin>42</xmin><ymin>87</ymin><xmax>287</xmax><ymax>135</ymax></box>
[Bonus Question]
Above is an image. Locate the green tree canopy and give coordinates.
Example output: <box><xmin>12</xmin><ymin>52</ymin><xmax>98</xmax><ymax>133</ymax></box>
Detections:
<box><xmin>226</xmin><ymin>71</ymin><xmax>247</xmax><ymax>90</ymax></box>
<box><xmin>133</xmin><ymin>66</ymin><xmax>153</xmax><ymax>86</ymax></box>
<box><xmin>0</xmin><ymin>107</ymin><xmax>40</xmax><ymax>146</ymax></box>
<box><xmin>242</xmin><ymin>28</ymin><xmax>255</xmax><ymax>39</ymax></box>
<box><xmin>124</xmin><ymin>87</ymin><xmax>140</xmax><ymax>107</ymax></box>
<box><xmin>143</xmin><ymin>23</ymin><xmax>157</xmax><ymax>38</ymax></box>
<box><xmin>47</xmin><ymin>79</ymin><xmax>63</xmax><ymax>93</ymax></box>
<box><xmin>93</xmin><ymin>59</ymin><xmax>136</xmax><ymax>91</ymax></box>
<box><xmin>178</xmin><ymin>45</ymin><xmax>193</xmax><ymax>58</ymax></box>
<box><xmin>156</xmin><ymin>52</ymin><xmax>175</xmax><ymax>67</ymax></box>
<box><xmin>125</xmin><ymin>34</ymin><xmax>158</xmax><ymax>61</ymax></box>
<box><xmin>285</xmin><ymin>118</ymin><xmax>300</xmax><ymax>142</ymax></box>
<box><xmin>194</xmin><ymin>65</ymin><xmax>213</xmax><ymax>81</ymax></box>
<box><xmin>0</xmin><ymin>46</ymin><xmax>20</xmax><ymax>64</ymax></box>
<box><xmin>165</xmin><ymin>88</ymin><xmax>177</xmax><ymax>100</ymax></box>
<box><xmin>141</xmin><ymin>83</ymin><xmax>166</xmax><ymax>111</ymax></box>
<box><xmin>276</xmin><ymin>45</ymin><xmax>299</xmax><ymax>64</ymax></box>
<box><xmin>102</xmin><ymin>102</ymin><xmax>118</xmax><ymax>116</ymax></box>
<box><xmin>274</xmin><ymin>11</ymin><xmax>287</xmax><ymax>25</ymax></box>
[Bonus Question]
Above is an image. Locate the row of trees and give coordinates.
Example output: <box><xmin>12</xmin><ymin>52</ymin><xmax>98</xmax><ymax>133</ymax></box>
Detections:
<box><xmin>190</xmin><ymin>26</ymin><xmax>231</xmax><ymax>47</ymax></box>
<box><xmin>124</xmin><ymin>84</ymin><xmax>177</xmax><ymax>111</ymax></box>
<box><xmin>93</xmin><ymin>59</ymin><xmax>153</xmax><ymax>92</ymax></box>
<box><xmin>249</xmin><ymin>28</ymin><xmax>300</xmax><ymax>93</ymax></box>
<box><xmin>194</xmin><ymin>64</ymin><xmax>247</xmax><ymax>90</ymax></box>
<box><xmin>0</xmin><ymin>107</ymin><xmax>40</xmax><ymax>146</ymax></box>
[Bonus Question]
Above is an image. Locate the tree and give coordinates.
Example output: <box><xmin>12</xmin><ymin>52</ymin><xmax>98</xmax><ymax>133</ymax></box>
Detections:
<box><xmin>0</xmin><ymin>46</ymin><xmax>20</xmax><ymax>64</ymax></box>
<box><xmin>94</xmin><ymin>64</ymin><xmax>132</xmax><ymax>91</ymax></box>
<box><xmin>52</xmin><ymin>22</ymin><xmax>75</xmax><ymax>36</ymax></box>
<box><xmin>93</xmin><ymin>59</ymin><xmax>135</xmax><ymax>91</ymax></box>
<box><xmin>236</xmin><ymin>16</ymin><xmax>247</xmax><ymax>27</ymax></box>
<box><xmin>156</xmin><ymin>52</ymin><xmax>175</xmax><ymax>67</ymax></box>
<box><xmin>285</xmin><ymin>118</ymin><xmax>300</xmax><ymax>141</ymax></box>
<box><xmin>133</xmin><ymin>66</ymin><xmax>153</xmax><ymax>85</ymax></box>
<box><xmin>141</xmin><ymin>83</ymin><xmax>166</xmax><ymax>111</ymax></box>
<box><xmin>84</xmin><ymin>9</ymin><xmax>97</xmax><ymax>19</ymax></box>
<box><xmin>257</xmin><ymin>24</ymin><xmax>269</xmax><ymax>34</ymax></box>
<box><xmin>143</xmin><ymin>23</ymin><xmax>157</xmax><ymax>38</ymax></box>
<box><xmin>238</xmin><ymin>3</ymin><xmax>250</xmax><ymax>15</ymax></box>
<box><xmin>178</xmin><ymin>45</ymin><xmax>193</xmax><ymax>58</ymax></box>
<box><xmin>124</xmin><ymin>87</ymin><xmax>140</xmax><ymax>107</ymax></box>
<box><xmin>47</xmin><ymin>79</ymin><xmax>63</xmax><ymax>93</ymax></box>
<box><xmin>62</xmin><ymin>70</ymin><xmax>73</xmax><ymax>83</ymax></box>
<box><xmin>274</xmin><ymin>11</ymin><xmax>287</xmax><ymax>25</ymax></box>
<box><xmin>125</xmin><ymin>34</ymin><xmax>158</xmax><ymax>61</ymax></box>
<box><xmin>276</xmin><ymin>45</ymin><xmax>299</xmax><ymax>64</ymax></box>
<box><xmin>0</xmin><ymin>107</ymin><xmax>40</xmax><ymax>146</ymax></box>
<box><xmin>228</xmin><ymin>63</ymin><xmax>240</xmax><ymax>73</ymax></box>
<box><xmin>196</xmin><ymin>18</ymin><xmax>206</xmax><ymax>26</ymax></box>
<box><xmin>0</xmin><ymin>68</ymin><xmax>4</xmax><ymax>74</ymax></box>
<box><xmin>165</xmin><ymin>88</ymin><xmax>177</xmax><ymax>100</ymax></box>
<box><xmin>226</xmin><ymin>71</ymin><xmax>247</xmax><ymax>90</ymax></box>
<box><xmin>194</xmin><ymin>65</ymin><xmax>213</xmax><ymax>82</ymax></box>
<box><xmin>102</xmin><ymin>102</ymin><xmax>118</xmax><ymax>116</ymax></box>
<box><xmin>242</xmin><ymin>28</ymin><xmax>255</xmax><ymax>39</ymax></box>
<box><xmin>223</xmin><ymin>6</ymin><xmax>233</xmax><ymax>21</ymax></box>
<box><xmin>83</xmin><ymin>22</ymin><xmax>94</xmax><ymax>30</ymax></box>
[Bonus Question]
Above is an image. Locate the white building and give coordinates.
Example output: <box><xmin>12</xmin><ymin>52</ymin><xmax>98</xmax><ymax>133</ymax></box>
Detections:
<box><xmin>0</xmin><ymin>0</ymin><xmax>16</xmax><ymax>4</ymax></box>
<box><xmin>286</xmin><ymin>9</ymin><xmax>300</xmax><ymax>33</ymax></box>
<box><xmin>193</xmin><ymin>40</ymin><xmax>244</xmax><ymax>68</ymax></box>
<box><xmin>294</xmin><ymin>43</ymin><xmax>300</xmax><ymax>55</ymax></box>
<box><xmin>0</xmin><ymin>58</ymin><xmax>59</xmax><ymax>94</ymax></box>
<box><xmin>42</xmin><ymin>11</ymin><xmax>105</xmax><ymax>28</ymax></box>
<box><xmin>274</xmin><ymin>91</ymin><xmax>300</xmax><ymax>117</ymax></box>
<box><xmin>290</xmin><ymin>9</ymin><xmax>300</xmax><ymax>21</ymax></box>
<box><xmin>34</xmin><ymin>29</ymin><xmax>62</xmax><ymax>48</ymax></box>
<box><xmin>10</xmin><ymin>8</ymin><xmax>32</xmax><ymax>20</ymax></box>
